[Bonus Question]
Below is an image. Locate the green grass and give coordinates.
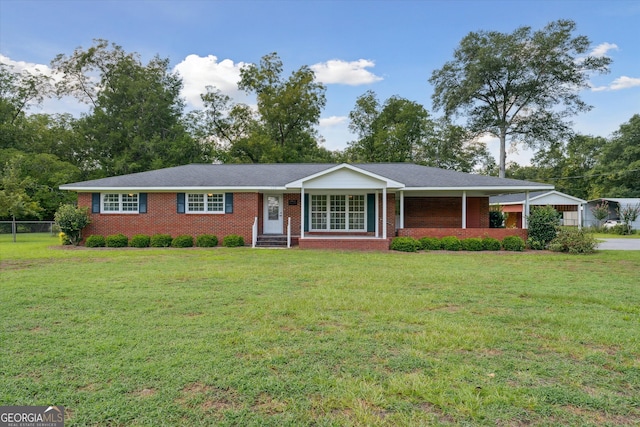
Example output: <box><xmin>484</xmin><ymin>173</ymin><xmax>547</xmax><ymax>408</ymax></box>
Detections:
<box><xmin>1</xmin><ymin>234</ymin><xmax>639</xmax><ymax>426</ymax></box>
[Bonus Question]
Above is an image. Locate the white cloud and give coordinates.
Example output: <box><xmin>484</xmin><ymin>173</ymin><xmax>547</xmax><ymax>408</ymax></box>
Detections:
<box><xmin>311</xmin><ymin>59</ymin><xmax>383</xmax><ymax>86</ymax></box>
<box><xmin>589</xmin><ymin>42</ymin><xmax>618</xmax><ymax>57</ymax></box>
<box><xmin>173</xmin><ymin>54</ymin><xmax>249</xmax><ymax>108</ymax></box>
<box><xmin>591</xmin><ymin>75</ymin><xmax>640</xmax><ymax>92</ymax></box>
<box><xmin>0</xmin><ymin>53</ymin><xmax>62</xmax><ymax>82</ymax></box>
<box><xmin>319</xmin><ymin>115</ymin><xmax>347</xmax><ymax>127</ymax></box>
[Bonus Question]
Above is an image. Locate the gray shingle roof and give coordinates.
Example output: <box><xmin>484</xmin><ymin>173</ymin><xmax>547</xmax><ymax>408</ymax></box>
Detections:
<box><xmin>489</xmin><ymin>191</ymin><xmax>550</xmax><ymax>204</ymax></box>
<box><xmin>60</xmin><ymin>163</ymin><xmax>553</xmax><ymax>191</ymax></box>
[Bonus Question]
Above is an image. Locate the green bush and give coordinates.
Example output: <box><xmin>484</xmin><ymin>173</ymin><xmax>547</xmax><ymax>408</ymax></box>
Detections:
<box><xmin>222</xmin><ymin>234</ymin><xmax>245</xmax><ymax>247</ymax></box>
<box><xmin>59</xmin><ymin>232</ymin><xmax>71</xmax><ymax>245</ymax></box>
<box><xmin>608</xmin><ymin>224</ymin><xmax>631</xmax><ymax>235</ymax></box>
<box><xmin>502</xmin><ymin>235</ymin><xmax>525</xmax><ymax>251</ymax></box>
<box><xmin>441</xmin><ymin>236</ymin><xmax>462</xmax><ymax>251</ymax></box>
<box><xmin>150</xmin><ymin>234</ymin><xmax>173</xmax><ymax>247</ymax></box>
<box><xmin>527</xmin><ymin>206</ymin><xmax>560</xmax><ymax>249</ymax></box>
<box><xmin>419</xmin><ymin>237</ymin><xmax>441</xmax><ymax>250</ymax></box>
<box><xmin>461</xmin><ymin>237</ymin><xmax>483</xmax><ymax>251</ymax></box>
<box><xmin>526</xmin><ymin>237</ymin><xmax>546</xmax><ymax>250</ymax></box>
<box><xmin>85</xmin><ymin>235</ymin><xmax>106</xmax><ymax>248</ymax></box>
<box><xmin>196</xmin><ymin>234</ymin><xmax>218</xmax><ymax>247</ymax></box>
<box><xmin>54</xmin><ymin>204</ymin><xmax>91</xmax><ymax>246</ymax></box>
<box><xmin>171</xmin><ymin>235</ymin><xmax>194</xmax><ymax>248</ymax></box>
<box><xmin>482</xmin><ymin>237</ymin><xmax>501</xmax><ymax>251</ymax></box>
<box><xmin>390</xmin><ymin>237</ymin><xmax>420</xmax><ymax>252</ymax></box>
<box><xmin>549</xmin><ymin>228</ymin><xmax>598</xmax><ymax>254</ymax></box>
<box><xmin>130</xmin><ymin>234</ymin><xmax>151</xmax><ymax>248</ymax></box>
<box><xmin>489</xmin><ymin>210</ymin><xmax>505</xmax><ymax>228</ymax></box>
<box><xmin>106</xmin><ymin>233</ymin><xmax>128</xmax><ymax>248</ymax></box>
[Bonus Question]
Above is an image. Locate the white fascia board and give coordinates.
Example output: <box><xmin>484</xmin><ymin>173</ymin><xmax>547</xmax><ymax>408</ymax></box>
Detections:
<box><xmin>404</xmin><ymin>185</ymin><xmax>554</xmax><ymax>192</ymax></box>
<box><xmin>285</xmin><ymin>163</ymin><xmax>404</xmax><ymax>189</ymax></box>
<box><xmin>59</xmin><ymin>186</ymin><xmax>287</xmax><ymax>192</ymax></box>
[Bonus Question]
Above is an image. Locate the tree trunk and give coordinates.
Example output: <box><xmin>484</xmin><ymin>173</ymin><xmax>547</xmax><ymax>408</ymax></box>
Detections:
<box><xmin>499</xmin><ymin>130</ymin><xmax>507</xmax><ymax>179</ymax></box>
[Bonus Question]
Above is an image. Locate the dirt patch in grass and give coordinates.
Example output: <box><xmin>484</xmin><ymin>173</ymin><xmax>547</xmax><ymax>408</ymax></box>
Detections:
<box><xmin>251</xmin><ymin>392</ymin><xmax>287</xmax><ymax>415</ymax></box>
<box><xmin>177</xmin><ymin>382</ymin><xmax>242</xmax><ymax>413</ymax></box>
<box><xmin>564</xmin><ymin>404</ymin><xmax>639</xmax><ymax>425</ymax></box>
<box><xmin>419</xmin><ymin>402</ymin><xmax>455</xmax><ymax>424</ymax></box>
<box><xmin>131</xmin><ymin>388</ymin><xmax>156</xmax><ymax>398</ymax></box>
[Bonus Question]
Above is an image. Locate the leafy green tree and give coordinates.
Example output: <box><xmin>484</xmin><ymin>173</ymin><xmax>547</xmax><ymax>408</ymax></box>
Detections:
<box><xmin>348</xmin><ymin>91</ymin><xmax>433</xmax><ymax>162</ymax></box>
<box><xmin>430</xmin><ymin>19</ymin><xmax>611</xmax><ymax>178</ymax></box>
<box><xmin>0</xmin><ymin>156</ymin><xmax>43</xmax><ymax>241</ymax></box>
<box><xmin>589</xmin><ymin>114</ymin><xmax>640</xmax><ymax>198</ymax></box>
<box><xmin>237</xmin><ymin>52</ymin><xmax>328</xmax><ymax>162</ymax></box>
<box><xmin>54</xmin><ymin>204</ymin><xmax>90</xmax><ymax>246</ymax></box>
<box><xmin>52</xmin><ymin>39</ymin><xmax>204</xmax><ymax>177</ymax></box>
<box><xmin>527</xmin><ymin>206</ymin><xmax>560</xmax><ymax>249</ymax></box>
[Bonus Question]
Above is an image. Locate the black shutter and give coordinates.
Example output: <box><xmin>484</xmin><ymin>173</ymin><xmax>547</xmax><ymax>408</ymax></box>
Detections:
<box><xmin>225</xmin><ymin>193</ymin><xmax>234</xmax><ymax>213</ymax></box>
<box><xmin>92</xmin><ymin>193</ymin><xmax>100</xmax><ymax>213</ymax></box>
<box><xmin>304</xmin><ymin>193</ymin><xmax>309</xmax><ymax>232</ymax></box>
<box><xmin>177</xmin><ymin>193</ymin><xmax>185</xmax><ymax>213</ymax></box>
<box><xmin>139</xmin><ymin>193</ymin><xmax>147</xmax><ymax>213</ymax></box>
<box><xmin>367</xmin><ymin>193</ymin><xmax>375</xmax><ymax>232</ymax></box>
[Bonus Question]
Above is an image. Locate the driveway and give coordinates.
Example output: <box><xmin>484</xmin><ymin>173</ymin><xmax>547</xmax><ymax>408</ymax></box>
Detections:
<box><xmin>598</xmin><ymin>238</ymin><xmax>640</xmax><ymax>250</ymax></box>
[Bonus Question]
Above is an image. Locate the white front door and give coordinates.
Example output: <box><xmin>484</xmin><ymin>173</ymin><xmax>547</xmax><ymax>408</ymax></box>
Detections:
<box><xmin>263</xmin><ymin>194</ymin><xmax>283</xmax><ymax>234</ymax></box>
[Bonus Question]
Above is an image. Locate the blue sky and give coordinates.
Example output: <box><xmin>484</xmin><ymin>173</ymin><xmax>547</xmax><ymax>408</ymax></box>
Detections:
<box><xmin>1</xmin><ymin>0</ymin><xmax>639</xmax><ymax>165</ymax></box>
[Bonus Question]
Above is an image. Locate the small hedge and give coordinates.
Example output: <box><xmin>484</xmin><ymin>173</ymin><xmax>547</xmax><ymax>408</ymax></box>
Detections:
<box><xmin>441</xmin><ymin>236</ymin><xmax>462</xmax><ymax>251</ymax></box>
<box><xmin>196</xmin><ymin>234</ymin><xmax>218</xmax><ymax>247</ymax></box>
<box><xmin>222</xmin><ymin>234</ymin><xmax>245</xmax><ymax>247</ymax></box>
<box><xmin>150</xmin><ymin>234</ymin><xmax>173</xmax><ymax>247</ymax></box>
<box><xmin>419</xmin><ymin>237</ymin><xmax>441</xmax><ymax>251</ymax></box>
<box><xmin>130</xmin><ymin>234</ymin><xmax>151</xmax><ymax>248</ymax></box>
<box><xmin>549</xmin><ymin>228</ymin><xmax>598</xmax><ymax>254</ymax></box>
<box><xmin>390</xmin><ymin>237</ymin><xmax>420</xmax><ymax>252</ymax></box>
<box><xmin>482</xmin><ymin>237</ymin><xmax>501</xmax><ymax>251</ymax></box>
<box><xmin>85</xmin><ymin>235</ymin><xmax>106</xmax><ymax>248</ymax></box>
<box><xmin>502</xmin><ymin>235</ymin><xmax>525</xmax><ymax>251</ymax></box>
<box><xmin>461</xmin><ymin>237</ymin><xmax>483</xmax><ymax>251</ymax></box>
<box><xmin>59</xmin><ymin>232</ymin><xmax>71</xmax><ymax>246</ymax></box>
<box><xmin>106</xmin><ymin>233</ymin><xmax>128</xmax><ymax>248</ymax></box>
<box><xmin>171</xmin><ymin>235</ymin><xmax>194</xmax><ymax>248</ymax></box>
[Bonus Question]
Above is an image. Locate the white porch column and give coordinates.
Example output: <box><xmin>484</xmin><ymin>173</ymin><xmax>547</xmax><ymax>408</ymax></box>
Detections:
<box><xmin>300</xmin><ymin>185</ymin><xmax>305</xmax><ymax>239</ymax></box>
<box><xmin>400</xmin><ymin>191</ymin><xmax>405</xmax><ymax>229</ymax></box>
<box><xmin>382</xmin><ymin>187</ymin><xmax>387</xmax><ymax>238</ymax></box>
<box><xmin>523</xmin><ymin>191</ymin><xmax>530</xmax><ymax>229</ymax></box>
<box><xmin>578</xmin><ymin>204</ymin><xmax>583</xmax><ymax>229</ymax></box>
<box><xmin>461</xmin><ymin>191</ymin><xmax>467</xmax><ymax>229</ymax></box>
<box><xmin>375</xmin><ymin>190</ymin><xmax>380</xmax><ymax>237</ymax></box>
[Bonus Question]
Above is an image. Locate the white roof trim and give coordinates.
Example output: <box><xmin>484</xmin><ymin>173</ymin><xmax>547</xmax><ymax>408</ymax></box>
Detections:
<box><xmin>285</xmin><ymin>163</ymin><xmax>404</xmax><ymax>189</ymax></box>
<box><xmin>405</xmin><ymin>185</ymin><xmax>553</xmax><ymax>192</ymax></box>
<box><xmin>59</xmin><ymin>186</ymin><xmax>288</xmax><ymax>192</ymax></box>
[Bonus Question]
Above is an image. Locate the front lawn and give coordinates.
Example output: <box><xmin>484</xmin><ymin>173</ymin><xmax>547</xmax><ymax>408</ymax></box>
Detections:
<box><xmin>1</xmin><ymin>234</ymin><xmax>639</xmax><ymax>426</ymax></box>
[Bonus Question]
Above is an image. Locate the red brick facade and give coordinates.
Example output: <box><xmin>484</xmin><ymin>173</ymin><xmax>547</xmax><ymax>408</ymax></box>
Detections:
<box><xmin>78</xmin><ymin>192</ymin><xmax>259</xmax><ymax>243</ymax></box>
<box><xmin>78</xmin><ymin>191</ymin><xmax>525</xmax><ymax>249</ymax></box>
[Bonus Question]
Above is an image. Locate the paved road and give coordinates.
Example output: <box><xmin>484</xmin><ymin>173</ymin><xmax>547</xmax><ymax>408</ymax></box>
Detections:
<box><xmin>598</xmin><ymin>238</ymin><xmax>640</xmax><ymax>250</ymax></box>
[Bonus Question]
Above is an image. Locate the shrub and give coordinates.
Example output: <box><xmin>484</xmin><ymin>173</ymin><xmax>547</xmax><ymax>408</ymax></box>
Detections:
<box><xmin>106</xmin><ymin>233</ymin><xmax>128</xmax><ymax>248</ymax></box>
<box><xmin>502</xmin><ymin>235</ymin><xmax>525</xmax><ymax>251</ymax></box>
<box><xmin>59</xmin><ymin>232</ymin><xmax>71</xmax><ymax>246</ymax></box>
<box><xmin>130</xmin><ymin>234</ymin><xmax>151</xmax><ymax>248</ymax></box>
<box><xmin>482</xmin><ymin>237</ymin><xmax>501</xmax><ymax>251</ymax></box>
<box><xmin>171</xmin><ymin>235</ymin><xmax>194</xmax><ymax>248</ymax></box>
<box><xmin>390</xmin><ymin>237</ymin><xmax>420</xmax><ymax>252</ymax></box>
<box><xmin>419</xmin><ymin>237</ymin><xmax>441</xmax><ymax>251</ymax></box>
<box><xmin>196</xmin><ymin>234</ymin><xmax>218</xmax><ymax>247</ymax></box>
<box><xmin>549</xmin><ymin>228</ymin><xmax>598</xmax><ymax>254</ymax></box>
<box><xmin>222</xmin><ymin>234</ymin><xmax>245</xmax><ymax>247</ymax></box>
<box><xmin>526</xmin><ymin>237</ymin><xmax>545</xmax><ymax>250</ymax></box>
<box><xmin>150</xmin><ymin>234</ymin><xmax>173</xmax><ymax>247</ymax></box>
<box><xmin>527</xmin><ymin>206</ymin><xmax>560</xmax><ymax>249</ymax></box>
<box><xmin>461</xmin><ymin>237</ymin><xmax>483</xmax><ymax>251</ymax></box>
<box><xmin>85</xmin><ymin>235</ymin><xmax>106</xmax><ymax>248</ymax></box>
<box><xmin>441</xmin><ymin>236</ymin><xmax>461</xmax><ymax>251</ymax></box>
<box><xmin>54</xmin><ymin>204</ymin><xmax>91</xmax><ymax>246</ymax></box>
<box><xmin>608</xmin><ymin>224</ymin><xmax>631</xmax><ymax>235</ymax></box>
<box><xmin>489</xmin><ymin>210</ymin><xmax>505</xmax><ymax>228</ymax></box>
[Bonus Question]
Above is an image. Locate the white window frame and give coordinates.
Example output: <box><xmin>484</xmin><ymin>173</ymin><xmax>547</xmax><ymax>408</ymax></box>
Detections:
<box><xmin>185</xmin><ymin>192</ymin><xmax>225</xmax><ymax>214</ymax></box>
<box><xmin>309</xmin><ymin>193</ymin><xmax>366</xmax><ymax>232</ymax></box>
<box><xmin>101</xmin><ymin>193</ymin><xmax>139</xmax><ymax>214</ymax></box>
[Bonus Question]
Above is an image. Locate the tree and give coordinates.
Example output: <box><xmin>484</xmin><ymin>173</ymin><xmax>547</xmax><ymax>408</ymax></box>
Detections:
<box><xmin>237</xmin><ymin>52</ymin><xmax>328</xmax><ymax>162</ymax></box>
<box><xmin>348</xmin><ymin>91</ymin><xmax>433</xmax><ymax>162</ymax></box>
<box><xmin>54</xmin><ymin>204</ymin><xmax>90</xmax><ymax>246</ymax></box>
<box><xmin>590</xmin><ymin>200</ymin><xmax>610</xmax><ymax>228</ymax></box>
<box><xmin>430</xmin><ymin>19</ymin><xmax>611</xmax><ymax>178</ymax></box>
<box><xmin>52</xmin><ymin>39</ymin><xmax>205</xmax><ymax>177</ymax></box>
<box><xmin>0</xmin><ymin>156</ymin><xmax>42</xmax><ymax>242</ymax></box>
<box><xmin>589</xmin><ymin>114</ymin><xmax>640</xmax><ymax>198</ymax></box>
<box><xmin>617</xmin><ymin>203</ymin><xmax>640</xmax><ymax>235</ymax></box>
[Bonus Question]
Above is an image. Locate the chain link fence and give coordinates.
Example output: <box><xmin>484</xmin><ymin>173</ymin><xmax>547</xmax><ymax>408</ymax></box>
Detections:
<box><xmin>0</xmin><ymin>221</ymin><xmax>59</xmax><ymax>235</ymax></box>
